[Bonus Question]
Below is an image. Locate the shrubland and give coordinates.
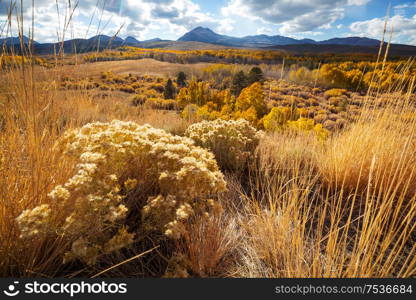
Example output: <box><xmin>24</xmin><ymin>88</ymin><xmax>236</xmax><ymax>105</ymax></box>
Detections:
<box><xmin>1</xmin><ymin>27</ymin><xmax>416</xmax><ymax>279</ymax></box>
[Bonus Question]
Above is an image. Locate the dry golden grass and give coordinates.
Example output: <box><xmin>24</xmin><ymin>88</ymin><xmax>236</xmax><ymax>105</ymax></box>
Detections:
<box><xmin>230</xmin><ymin>121</ymin><xmax>416</xmax><ymax>277</ymax></box>
<box><xmin>59</xmin><ymin>58</ymin><xmax>211</xmax><ymax>78</ymax></box>
<box><xmin>319</xmin><ymin>116</ymin><xmax>416</xmax><ymax>197</ymax></box>
<box><xmin>172</xmin><ymin>212</ymin><xmax>240</xmax><ymax>277</ymax></box>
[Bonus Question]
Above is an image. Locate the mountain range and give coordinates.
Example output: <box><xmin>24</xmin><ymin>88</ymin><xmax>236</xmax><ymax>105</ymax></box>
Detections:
<box><xmin>1</xmin><ymin>27</ymin><xmax>415</xmax><ymax>56</ymax></box>
<box><xmin>177</xmin><ymin>27</ymin><xmax>384</xmax><ymax>47</ymax></box>
<box><xmin>0</xmin><ymin>35</ymin><xmax>164</xmax><ymax>54</ymax></box>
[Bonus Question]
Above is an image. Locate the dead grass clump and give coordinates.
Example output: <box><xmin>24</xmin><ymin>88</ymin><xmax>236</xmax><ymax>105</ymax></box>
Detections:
<box><xmin>318</xmin><ymin>114</ymin><xmax>416</xmax><ymax>198</ymax></box>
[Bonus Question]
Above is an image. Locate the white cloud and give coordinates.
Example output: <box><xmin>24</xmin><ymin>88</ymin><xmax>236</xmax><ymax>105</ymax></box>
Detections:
<box><xmin>349</xmin><ymin>14</ymin><xmax>416</xmax><ymax>45</ymax></box>
<box><xmin>217</xmin><ymin>19</ymin><xmax>235</xmax><ymax>34</ymax></box>
<box><xmin>394</xmin><ymin>3</ymin><xmax>416</xmax><ymax>9</ymax></box>
<box><xmin>0</xmin><ymin>0</ymin><xmax>218</xmax><ymax>42</ymax></box>
<box><xmin>278</xmin><ymin>8</ymin><xmax>344</xmax><ymax>35</ymax></box>
<box><xmin>347</xmin><ymin>0</ymin><xmax>371</xmax><ymax>5</ymax></box>
<box><xmin>222</xmin><ymin>0</ymin><xmax>370</xmax><ymax>34</ymax></box>
<box><xmin>394</xmin><ymin>2</ymin><xmax>416</xmax><ymax>16</ymax></box>
<box><xmin>3</xmin><ymin>0</ymin><xmax>413</xmax><ymax>45</ymax></box>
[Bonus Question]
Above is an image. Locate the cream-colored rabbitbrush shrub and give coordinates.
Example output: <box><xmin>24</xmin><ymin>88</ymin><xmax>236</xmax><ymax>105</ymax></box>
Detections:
<box><xmin>185</xmin><ymin>119</ymin><xmax>262</xmax><ymax>171</ymax></box>
<box><xmin>16</xmin><ymin>120</ymin><xmax>226</xmax><ymax>265</ymax></box>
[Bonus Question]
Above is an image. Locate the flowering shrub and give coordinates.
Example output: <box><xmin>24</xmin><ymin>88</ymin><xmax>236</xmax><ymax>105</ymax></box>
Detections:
<box><xmin>17</xmin><ymin>120</ymin><xmax>226</xmax><ymax>264</ymax></box>
<box><xmin>185</xmin><ymin>119</ymin><xmax>261</xmax><ymax>171</ymax></box>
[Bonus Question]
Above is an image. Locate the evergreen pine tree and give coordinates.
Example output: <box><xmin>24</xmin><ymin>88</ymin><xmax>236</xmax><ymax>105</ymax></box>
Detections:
<box><xmin>176</xmin><ymin>71</ymin><xmax>187</xmax><ymax>88</ymax></box>
<box><xmin>163</xmin><ymin>78</ymin><xmax>176</xmax><ymax>99</ymax></box>
<box><xmin>247</xmin><ymin>67</ymin><xmax>264</xmax><ymax>85</ymax></box>
<box><xmin>231</xmin><ymin>71</ymin><xmax>248</xmax><ymax>96</ymax></box>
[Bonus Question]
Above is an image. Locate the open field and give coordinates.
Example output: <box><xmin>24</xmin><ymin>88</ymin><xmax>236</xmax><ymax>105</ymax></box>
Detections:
<box><xmin>59</xmin><ymin>58</ymin><xmax>213</xmax><ymax>78</ymax></box>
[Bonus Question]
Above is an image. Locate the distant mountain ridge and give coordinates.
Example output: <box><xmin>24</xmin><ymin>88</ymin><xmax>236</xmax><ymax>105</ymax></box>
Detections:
<box><xmin>0</xmin><ymin>28</ymin><xmax>387</xmax><ymax>51</ymax></box>
<box><xmin>1</xmin><ymin>29</ymin><xmax>415</xmax><ymax>56</ymax></box>
<box><xmin>178</xmin><ymin>27</ymin><xmax>318</xmax><ymax>47</ymax></box>
<box><xmin>0</xmin><ymin>34</ymin><xmax>167</xmax><ymax>54</ymax></box>
<box><xmin>177</xmin><ymin>26</ymin><xmax>384</xmax><ymax>47</ymax></box>
<box><xmin>0</xmin><ymin>35</ymin><xmax>38</xmax><ymax>46</ymax></box>
<box><xmin>124</xmin><ymin>36</ymin><xmax>140</xmax><ymax>44</ymax></box>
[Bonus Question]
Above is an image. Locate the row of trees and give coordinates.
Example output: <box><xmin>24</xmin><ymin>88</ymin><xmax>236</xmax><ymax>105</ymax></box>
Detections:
<box><xmin>177</xmin><ymin>79</ymin><xmax>329</xmax><ymax>139</ymax></box>
<box><xmin>172</xmin><ymin>66</ymin><xmax>327</xmax><ymax>138</ymax></box>
<box><xmin>231</xmin><ymin>67</ymin><xmax>264</xmax><ymax>96</ymax></box>
<box><xmin>83</xmin><ymin>46</ymin><xmax>390</xmax><ymax>67</ymax></box>
<box><xmin>163</xmin><ymin>67</ymin><xmax>265</xmax><ymax>100</ymax></box>
<box><xmin>178</xmin><ymin>80</ymin><xmax>266</xmax><ymax>125</ymax></box>
<box><xmin>288</xmin><ymin>61</ymin><xmax>416</xmax><ymax>91</ymax></box>
<box><xmin>163</xmin><ymin>72</ymin><xmax>187</xmax><ymax>99</ymax></box>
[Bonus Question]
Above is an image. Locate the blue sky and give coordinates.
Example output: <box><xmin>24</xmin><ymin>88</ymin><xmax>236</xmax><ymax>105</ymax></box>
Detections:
<box><xmin>1</xmin><ymin>0</ymin><xmax>416</xmax><ymax>45</ymax></box>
